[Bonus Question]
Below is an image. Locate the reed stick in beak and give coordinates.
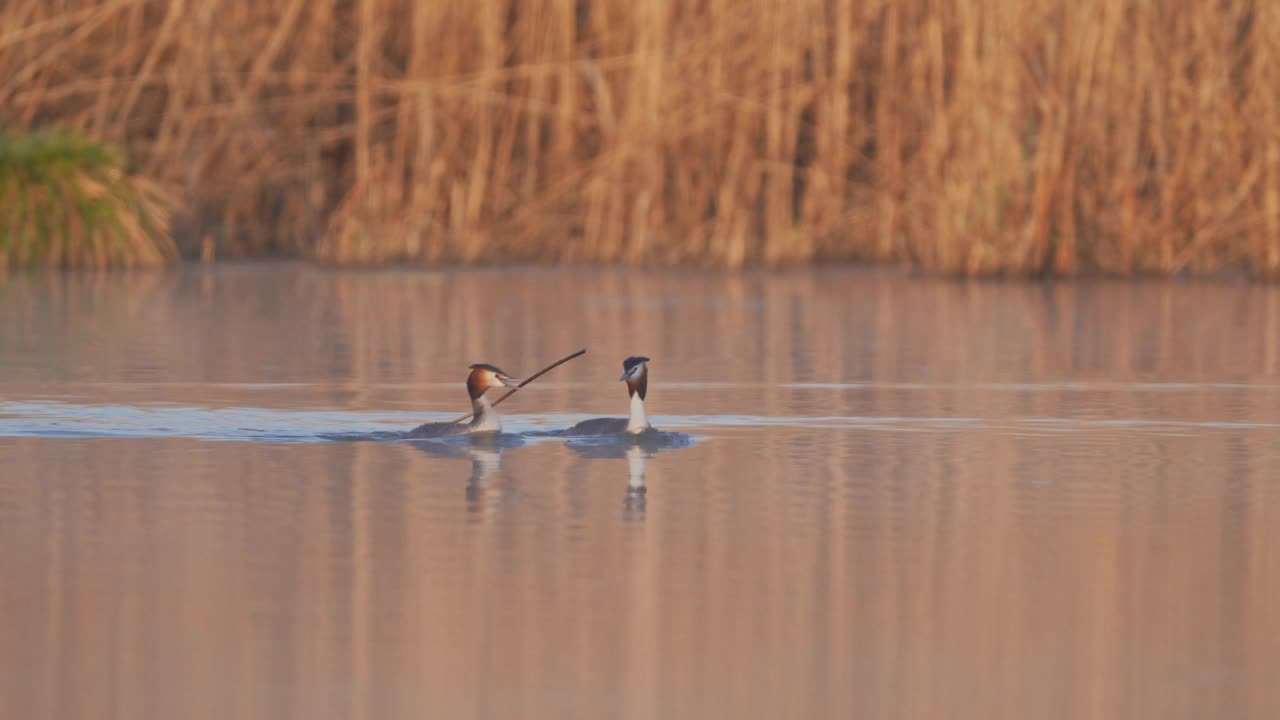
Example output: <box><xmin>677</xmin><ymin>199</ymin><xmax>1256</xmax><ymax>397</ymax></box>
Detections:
<box><xmin>447</xmin><ymin>348</ymin><xmax>587</xmax><ymax>424</ymax></box>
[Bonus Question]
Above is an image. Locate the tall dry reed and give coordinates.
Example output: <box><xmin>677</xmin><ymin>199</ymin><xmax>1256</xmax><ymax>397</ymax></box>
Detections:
<box><xmin>1</xmin><ymin>0</ymin><xmax>1276</xmax><ymax>275</ymax></box>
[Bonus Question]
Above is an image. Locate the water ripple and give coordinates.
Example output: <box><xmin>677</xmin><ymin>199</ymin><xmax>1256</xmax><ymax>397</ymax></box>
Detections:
<box><xmin>3</xmin><ymin>400</ymin><xmax>1279</xmax><ymax>443</ymax></box>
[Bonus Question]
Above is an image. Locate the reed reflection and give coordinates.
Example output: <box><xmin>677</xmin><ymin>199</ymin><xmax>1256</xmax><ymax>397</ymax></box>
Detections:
<box><xmin>5</xmin><ymin>267</ymin><xmax>1280</xmax><ymax>720</ymax></box>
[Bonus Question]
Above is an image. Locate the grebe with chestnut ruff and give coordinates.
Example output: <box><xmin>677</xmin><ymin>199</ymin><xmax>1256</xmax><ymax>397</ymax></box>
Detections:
<box><xmin>404</xmin><ymin>363</ymin><xmax>522</xmax><ymax>438</ymax></box>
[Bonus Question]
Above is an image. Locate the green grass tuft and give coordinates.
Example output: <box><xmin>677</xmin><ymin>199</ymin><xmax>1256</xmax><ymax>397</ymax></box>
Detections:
<box><xmin>0</xmin><ymin>128</ymin><xmax>176</xmax><ymax>271</ymax></box>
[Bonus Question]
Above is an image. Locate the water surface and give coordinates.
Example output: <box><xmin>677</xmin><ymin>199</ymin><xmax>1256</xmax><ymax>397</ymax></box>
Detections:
<box><xmin>2</xmin><ymin>265</ymin><xmax>1279</xmax><ymax>719</ymax></box>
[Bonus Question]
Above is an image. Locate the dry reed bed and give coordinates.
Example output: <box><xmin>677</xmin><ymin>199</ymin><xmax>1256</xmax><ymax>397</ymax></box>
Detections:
<box><xmin>1</xmin><ymin>0</ymin><xmax>1277</xmax><ymax>275</ymax></box>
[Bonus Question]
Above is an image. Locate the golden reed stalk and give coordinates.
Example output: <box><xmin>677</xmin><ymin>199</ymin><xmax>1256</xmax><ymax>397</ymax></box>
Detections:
<box><xmin>1</xmin><ymin>0</ymin><xmax>1276</xmax><ymax>276</ymax></box>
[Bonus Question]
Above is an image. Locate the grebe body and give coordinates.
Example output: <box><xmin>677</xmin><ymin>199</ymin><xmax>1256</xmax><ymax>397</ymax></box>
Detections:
<box><xmin>562</xmin><ymin>356</ymin><xmax>654</xmax><ymax>436</ymax></box>
<box><xmin>405</xmin><ymin>363</ymin><xmax>521</xmax><ymax>439</ymax></box>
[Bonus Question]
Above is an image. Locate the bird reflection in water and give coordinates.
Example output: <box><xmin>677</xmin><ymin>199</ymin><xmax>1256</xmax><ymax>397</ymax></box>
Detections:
<box><xmin>564</xmin><ymin>432</ymin><xmax>694</xmax><ymax>523</ymax></box>
<box><xmin>408</xmin><ymin>433</ymin><xmax>526</xmax><ymax>515</ymax></box>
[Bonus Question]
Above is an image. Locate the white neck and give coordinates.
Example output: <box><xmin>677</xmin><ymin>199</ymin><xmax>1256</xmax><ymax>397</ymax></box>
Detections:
<box><xmin>468</xmin><ymin>394</ymin><xmax>501</xmax><ymax>433</ymax></box>
<box><xmin>626</xmin><ymin>392</ymin><xmax>650</xmax><ymax>433</ymax></box>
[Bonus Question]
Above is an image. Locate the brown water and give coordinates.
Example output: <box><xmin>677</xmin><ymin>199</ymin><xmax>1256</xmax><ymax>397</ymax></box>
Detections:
<box><xmin>2</xmin><ymin>265</ymin><xmax>1279</xmax><ymax>720</ymax></box>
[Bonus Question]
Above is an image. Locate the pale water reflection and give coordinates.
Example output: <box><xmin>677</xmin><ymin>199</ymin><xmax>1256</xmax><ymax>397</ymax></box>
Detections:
<box><xmin>1</xmin><ymin>265</ymin><xmax>1279</xmax><ymax>719</ymax></box>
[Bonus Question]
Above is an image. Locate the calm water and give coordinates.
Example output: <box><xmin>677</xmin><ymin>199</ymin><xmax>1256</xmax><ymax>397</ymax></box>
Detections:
<box><xmin>2</xmin><ymin>265</ymin><xmax>1280</xmax><ymax>719</ymax></box>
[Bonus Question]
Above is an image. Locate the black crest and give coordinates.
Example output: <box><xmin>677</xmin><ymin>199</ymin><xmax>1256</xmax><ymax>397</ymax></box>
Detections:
<box><xmin>621</xmin><ymin>356</ymin><xmax>650</xmax><ymax>372</ymax></box>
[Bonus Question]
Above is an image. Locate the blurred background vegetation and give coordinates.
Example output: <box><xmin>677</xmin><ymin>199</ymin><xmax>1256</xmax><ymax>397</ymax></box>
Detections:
<box><xmin>0</xmin><ymin>128</ymin><xmax>174</xmax><ymax>269</ymax></box>
<box><xmin>0</xmin><ymin>0</ymin><xmax>1276</xmax><ymax>275</ymax></box>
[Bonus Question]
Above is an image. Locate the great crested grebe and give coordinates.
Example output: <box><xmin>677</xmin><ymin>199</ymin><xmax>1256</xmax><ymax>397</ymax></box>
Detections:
<box><xmin>405</xmin><ymin>363</ymin><xmax>522</xmax><ymax>438</ymax></box>
<box><xmin>561</xmin><ymin>356</ymin><xmax>654</xmax><ymax>436</ymax></box>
